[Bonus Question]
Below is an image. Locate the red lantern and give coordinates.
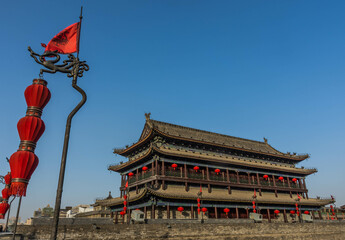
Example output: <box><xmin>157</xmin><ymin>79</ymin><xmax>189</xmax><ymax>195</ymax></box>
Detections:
<box><xmin>17</xmin><ymin>116</ymin><xmax>45</xmax><ymax>143</ymax></box>
<box><xmin>278</xmin><ymin>176</ymin><xmax>284</xmax><ymax>181</ymax></box>
<box><xmin>263</xmin><ymin>175</ymin><xmax>268</xmax><ymax>179</ymax></box>
<box><xmin>292</xmin><ymin>178</ymin><xmax>297</xmax><ymax>182</ymax></box>
<box><xmin>252</xmin><ymin>201</ymin><xmax>255</xmax><ymax>205</ymax></box>
<box><xmin>123</xmin><ymin>201</ymin><xmax>127</xmax><ymax>206</ymax></box>
<box><xmin>223</xmin><ymin>208</ymin><xmax>230</xmax><ymax>214</ymax></box>
<box><xmin>290</xmin><ymin>210</ymin><xmax>295</xmax><ymax>214</ymax></box>
<box><xmin>123</xmin><ymin>206</ymin><xmax>127</xmax><ymax>212</ymax></box>
<box><xmin>24</xmin><ymin>79</ymin><xmax>51</xmax><ymax>110</ymax></box>
<box><xmin>123</xmin><ymin>195</ymin><xmax>127</xmax><ymax>200</ymax></box>
<box><xmin>128</xmin><ymin>172</ymin><xmax>134</xmax><ymax>177</ymax></box>
<box><xmin>171</xmin><ymin>163</ymin><xmax>178</xmax><ymax>170</ymax></box>
<box><xmin>177</xmin><ymin>207</ymin><xmax>184</xmax><ymax>212</ymax></box>
<box><xmin>215</xmin><ymin>169</ymin><xmax>220</xmax><ymax>175</ymax></box>
<box><xmin>253</xmin><ymin>205</ymin><xmax>256</xmax><ymax>209</ymax></box>
<box><xmin>304</xmin><ymin>211</ymin><xmax>309</xmax><ymax>214</ymax></box>
<box><xmin>9</xmin><ymin>151</ymin><xmax>39</xmax><ymax>196</ymax></box>
<box><xmin>198</xmin><ymin>208</ymin><xmax>201</xmax><ymax>214</ymax></box>
<box><xmin>330</xmin><ymin>205</ymin><xmax>333</xmax><ymax>209</ymax></box>
<box><xmin>274</xmin><ymin>210</ymin><xmax>280</xmax><ymax>214</ymax></box>
<box><xmin>197</xmin><ymin>198</ymin><xmax>200</xmax><ymax>203</ymax></box>
<box><xmin>193</xmin><ymin>166</ymin><xmax>199</xmax><ymax>172</ymax></box>
<box><xmin>142</xmin><ymin>166</ymin><xmax>148</xmax><ymax>171</ymax></box>
<box><xmin>1</xmin><ymin>188</ymin><xmax>10</xmax><ymax>200</ymax></box>
<box><xmin>4</xmin><ymin>173</ymin><xmax>11</xmax><ymax>186</ymax></box>
<box><xmin>197</xmin><ymin>203</ymin><xmax>201</xmax><ymax>208</ymax></box>
<box><xmin>0</xmin><ymin>202</ymin><xmax>10</xmax><ymax>219</ymax></box>
<box><xmin>120</xmin><ymin>211</ymin><xmax>125</xmax><ymax>216</ymax></box>
<box><xmin>253</xmin><ymin>209</ymin><xmax>257</xmax><ymax>213</ymax></box>
<box><xmin>202</xmin><ymin>208</ymin><xmax>207</xmax><ymax>213</ymax></box>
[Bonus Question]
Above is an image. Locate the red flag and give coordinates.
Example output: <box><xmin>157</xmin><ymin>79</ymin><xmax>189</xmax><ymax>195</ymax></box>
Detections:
<box><xmin>125</xmin><ymin>181</ymin><xmax>128</xmax><ymax>189</ymax></box>
<box><xmin>45</xmin><ymin>22</ymin><xmax>80</xmax><ymax>54</ymax></box>
<box><xmin>200</xmin><ymin>185</ymin><xmax>202</xmax><ymax>193</ymax></box>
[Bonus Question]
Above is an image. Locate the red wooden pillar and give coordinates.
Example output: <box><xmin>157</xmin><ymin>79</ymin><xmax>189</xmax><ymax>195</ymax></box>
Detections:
<box><xmin>302</xmin><ymin>178</ymin><xmax>307</xmax><ymax>189</ymax></box>
<box><xmin>272</xmin><ymin>175</ymin><xmax>276</xmax><ymax>187</ymax></box>
<box><xmin>167</xmin><ymin>204</ymin><xmax>170</xmax><ymax>219</ymax></box>
<box><xmin>226</xmin><ymin>169</ymin><xmax>230</xmax><ymax>182</ymax></box>
<box><xmin>144</xmin><ymin>206</ymin><xmax>147</xmax><ymax>219</ymax></box>
<box><xmin>267</xmin><ymin>209</ymin><xmax>271</xmax><ymax>223</ymax></box>
<box><xmin>191</xmin><ymin>205</ymin><xmax>194</xmax><ymax>219</ymax></box>
<box><xmin>162</xmin><ymin>161</ymin><xmax>165</xmax><ymax>176</ymax></box>
<box><xmin>246</xmin><ymin>208</ymin><xmax>249</xmax><ymax>218</ymax></box>
<box><xmin>247</xmin><ymin>172</ymin><xmax>251</xmax><ymax>184</ymax></box>
<box><xmin>184</xmin><ymin>163</ymin><xmax>188</xmax><ymax>191</ymax></box>
<box><xmin>287</xmin><ymin>177</ymin><xmax>291</xmax><ymax>188</ymax></box>
<box><xmin>236</xmin><ymin>207</ymin><xmax>239</xmax><ymax>219</ymax></box>
<box><xmin>215</xmin><ymin>207</ymin><xmax>218</xmax><ymax>219</ymax></box>
<box><xmin>283</xmin><ymin>209</ymin><xmax>287</xmax><ymax>223</ymax></box>
<box><xmin>115</xmin><ymin>211</ymin><xmax>118</xmax><ymax>224</ymax></box>
<box><xmin>311</xmin><ymin>211</ymin><xmax>315</xmax><ymax>219</ymax></box>
<box><xmin>207</xmin><ymin>166</ymin><xmax>211</xmax><ymax>193</ymax></box>
<box><xmin>257</xmin><ymin>173</ymin><xmax>261</xmax><ymax>185</ymax></box>
<box><xmin>236</xmin><ymin>171</ymin><xmax>240</xmax><ymax>184</ymax></box>
<box><xmin>151</xmin><ymin>204</ymin><xmax>155</xmax><ymax>219</ymax></box>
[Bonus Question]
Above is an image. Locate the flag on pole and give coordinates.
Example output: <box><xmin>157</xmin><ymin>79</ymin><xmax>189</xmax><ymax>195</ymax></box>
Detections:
<box><xmin>43</xmin><ymin>22</ymin><xmax>80</xmax><ymax>54</ymax></box>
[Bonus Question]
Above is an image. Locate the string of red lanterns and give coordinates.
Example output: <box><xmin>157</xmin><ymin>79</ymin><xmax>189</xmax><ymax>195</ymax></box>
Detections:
<box><xmin>9</xmin><ymin>79</ymin><xmax>50</xmax><ymax>197</ymax></box>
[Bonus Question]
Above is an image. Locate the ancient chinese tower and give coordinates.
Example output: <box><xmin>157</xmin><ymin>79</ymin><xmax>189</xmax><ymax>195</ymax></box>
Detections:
<box><xmin>97</xmin><ymin>114</ymin><xmax>333</xmax><ymax>222</ymax></box>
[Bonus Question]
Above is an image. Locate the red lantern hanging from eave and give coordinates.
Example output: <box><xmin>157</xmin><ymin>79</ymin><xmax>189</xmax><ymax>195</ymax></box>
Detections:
<box><xmin>0</xmin><ymin>202</ymin><xmax>10</xmax><ymax>219</ymax></box>
<box><xmin>1</xmin><ymin>188</ymin><xmax>10</xmax><ymax>200</ymax></box>
<box><xmin>202</xmin><ymin>208</ymin><xmax>207</xmax><ymax>213</ymax></box>
<box><xmin>123</xmin><ymin>195</ymin><xmax>127</xmax><ymax>200</ymax></box>
<box><xmin>142</xmin><ymin>166</ymin><xmax>148</xmax><ymax>172</ymax></box>
<box><xmin>128</xmin><ymin>172</ymin><xmax>134</xmax><ymax>177</ymax></box>
<box><xmin>253</xmin><ymin>209</ymin><xmax>257</xmax><ymax>213</ymax></box>
<box><xmin>215</xmin><ymin>169</ymin><xmax>221</xmax><ymax>175</ymax></box>
<box><xmin>197</xmin><ymin>203</ymin><xmax>201</xmax><ymax>208</ymax></box>
<box><xmin>123</xmin><ymin>201</ymin><xmax>127</xmax><ymax>206</ymax></box>
<box><xmin>193</xmin><ymin>166</ymin><xmax>199</xmax><ymax>172</ymax></box>
<box><xmin>17</xmin><ymin>116</ymin><xmax>45</xmax><ymax>143</ymax></box>
<box><xmin>9</xmin><ymin>151</ymin><xmax>39</xmax><ymax>196</ymax></box>
<box><xmin>278</xmin><ymin>176</ymin><xmax>284</xmax><ymax>181</ymax></box>
<box><xmin>171</xmin><ymin>163</ymin><xmax>178</xmax><ymax>170</ymax></box>
<box><xmin>4</xmin><ymin>173</ymin><xmax>11</xmax><ymax>186</ymax></box>
<box><xmin>304</xmin><ymin>211</ymin><xmax>309</xmax><ymax>215</ymax></box>
<box><xmin>197</xmin><ymin>198</ymin><xmax>200</xmax><ymax>203</ymax></box>
<box><xmin>123</xmin><ymin>206</ymin><xmax>127</xmax><ymax>212</ymax></box>
<box><xmin>292</xmin><ymin>178</ymin><xmax>297</xmax><ymax>182</ymax></box>
<box><xmin>24</xmin><ymin>79</ymin><xmax>51</xmax><ymax>110</ymax></box>
<box><xmin>263</xmin><ymin>175</ymin><xmax>268</xmax><ymax>179</ymax></box>
<box><xmin>120</xmin><ymin>211</ymin><xmax>125</xmax><ymax>216</ymax></box>
<box><xmin>290</xmin><ymin>210</ymin><xmax>295</xmax><ymax>214</ymax></box>
<box><xmin>223</xmin><ymin>208</ymin><xmax>230</xmax><ymax>214</ymax></box>
<box><xmin>177</xmin><ymin>207</ymin><xmax>184</xmax><ymax>212</ymax></box>
<box><xmin>274</xmin><ymin>210</ymin><xmax>280</xmax><ymax>214</ymax></box>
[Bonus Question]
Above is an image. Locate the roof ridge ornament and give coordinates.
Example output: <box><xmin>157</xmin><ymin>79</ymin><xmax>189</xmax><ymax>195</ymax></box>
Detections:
<box><xmin>263</xmin><ymin>137</ymin><xmax>268</xmax><ymax>143</ymax></box>
<box><xmin>145</xmin><ymin>112</ymin><xmax>151</xmax><ymax>121</ymax></box>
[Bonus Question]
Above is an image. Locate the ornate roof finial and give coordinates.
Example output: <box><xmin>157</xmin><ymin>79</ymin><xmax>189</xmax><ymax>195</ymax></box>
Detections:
<box><xmin>145</xmin><ymin>112</ymin><xmax>151</xmax><ymax>121</ymax></box>
<box><xmin>263</xmin><ymin>137</ymin><xmax>268</xmax><ymax>143</ymax></box>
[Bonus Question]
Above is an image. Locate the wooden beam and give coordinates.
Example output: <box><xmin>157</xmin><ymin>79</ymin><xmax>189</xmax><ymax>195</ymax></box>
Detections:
<box><xmin>236</xmin><ymin>207</ymin><xmax>239</xmax><ymax>219</ymax></box>
<box><xmin>215</xmin><ymin>206</ymin><xmax>218</xmax><ymax>219</ymax></box>
<box><xmin>162</xmin><ymin>160</ymin><xmax>165</xmax><ymax>176</ymax></box>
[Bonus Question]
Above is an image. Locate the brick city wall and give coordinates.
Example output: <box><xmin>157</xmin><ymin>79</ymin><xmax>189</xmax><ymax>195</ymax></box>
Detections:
<box><xmin>16</xmin><ymin>220</ymin><xmax>345</xmax><ymax>240</ymax></box>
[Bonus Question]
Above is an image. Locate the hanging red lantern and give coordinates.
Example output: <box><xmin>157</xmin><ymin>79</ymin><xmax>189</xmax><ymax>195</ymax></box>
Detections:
<box><xmin>197</xmin><ymin>198</ymin><xmax>200</xmax><ymax>203</ymax></box>
<box><xmin>263</xmin><ymin>175</ymin><xmax>268</xmax><ymax>179</ymax></box>
<box><xmin>123</xmin><ymin>206</ymin><xmax>127</xmax><ymax>212</ymax></box>
<box><xmin>253</xmin><ymin>205</ymin><xmax>256</xmax><ymax>209</ymax></box>
<box><xmin>292</xmin><ymin>178</ymin><xmax>297</xmax><ymax>182</ymax></box>
<box><xmin>215</xmin><ymin>169</ymin><xmax>221</xmax><ymax>175</ymax></box>
<box><xmin>120</xmin><ymin>211</ymin><xmax>125</xmax><ymax>216</ymax></box>
<box><xmin>198</xmin><ymin>208</ymin><xmax>201</xmax><ymax>214</ymax></box>
<box><xmin>142</xmin><ymin>166</ymin><xmax>148</xmax><ymax>171</ymax></box>
<box><xmin>274</xmin><ymin>210</ymin><xmax>280</xmax><ymax>214</ymax></box>
<box><xmin>4</xmin><ymin>173</ymin><xmax>11</xmax><ymax>186</ymax></box>
<box><xmin>223</xmin><ymin>208</ymin><xmax>230</xmax><ymax>214</ymax></box>
<box><xmin>278</xmin><ymin>176</ymin><xmax>284</xmax><ymax>181</ymax></box>
<box><xmin>17</xmin><ymin>116</ymin><xmax>45</xmax><ymax>143</ymax></box>
<box><xmin>177</xmin><ymin>207</ymin><xmax>184</xmax><ymax>212</ymax></box>
<box><xmin>1</xmin><ymin>188</ymin><xmax>10</xmax><ymax>200</ymax></box>
<box><xmin>193</xmin><ymin>166</ymin><xmax>199</xmax><ymax>172</ymax></box>
<box><xmin>9</xmin><ymin>151</ymin><xmax>39</xmax><ymax>196</ymax></box>
<box><xmin>123</xmin><ymin>195</ymin><xmax>127</xmax><ymax>200</ymax></box>
<box><xmin>330</xmin><ymin>205</ymin><xmax>333</xmax><ymax>209</ymax></box>
<box><xmin>24</xmin><ymin>79</ymin><xmax>51</xmax><ymax>110</ymax></box>
<box><xmin>253</xmin><ymin>209</ymin><xmax>257</xmax><ymax>213</ymax></box>
<box><xmin>252</xmin><ymin>201</ymin><xmax>255</xmax><ymax>205</ymax></box>
<box><xmin>197</xmin><ymin>203</ymin><xmax>201</xmax><ymax>208</ymax></box>
<box><xmin>128</xmin><ymin>172</ymin><xmax>134</xmax><ymax>177</ymax></box>
<box><xmin>171</xmin><ymin>163</ymin><xmax>178</xmax><ymax>170</ymax></box>
<box><xmin>290</xmin><ymin>210</ymin><xmax>295</xmax><ymax>214</ymax></box>
<box><xmin>304</xmin><ymin>211</ymin><xmax>309</xmax><ymax>214</ymax></box>
<box><xmin>202</xmin><ymin>208</ymin><xmax>207</xmax><ymax>213</ymax></box>
<box><xmin>0</xmin><ymin>202</ymin><xmax>10</xmax><ymax>219</ymax></box>
<box><xmin>123</xmin><ymin>201</ymin><xmax>127</xmax><ymax>206</ymax></box>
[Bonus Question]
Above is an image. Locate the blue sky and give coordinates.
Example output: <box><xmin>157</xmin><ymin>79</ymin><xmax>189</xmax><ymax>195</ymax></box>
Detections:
<box><xmin>1</xmin><ymin>0</ymin><xmax>344</xmax><ymax>221</ymax></box>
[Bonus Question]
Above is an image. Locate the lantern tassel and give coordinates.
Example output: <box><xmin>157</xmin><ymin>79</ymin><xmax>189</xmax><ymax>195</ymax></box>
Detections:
<box><xmin>10</xmin><ymin>183</ymin><xmax>27</xmax><ymax>197</ymax></box>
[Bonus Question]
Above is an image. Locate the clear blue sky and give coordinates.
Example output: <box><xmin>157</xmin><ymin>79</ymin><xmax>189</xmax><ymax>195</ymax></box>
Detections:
<box><xmin>1</xmin><ymin>0</ymin><xmax>344</xmax><ymax>222</ymax></box>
